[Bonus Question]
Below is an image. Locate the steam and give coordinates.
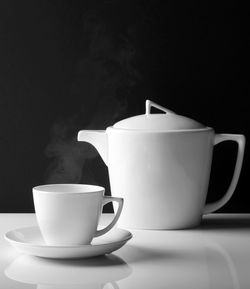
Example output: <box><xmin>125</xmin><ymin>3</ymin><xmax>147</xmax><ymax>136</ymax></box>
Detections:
<box><xmin>44</xmin><ymin>11</ymin><xmax>139</xmax><ymax>184</ymax></box>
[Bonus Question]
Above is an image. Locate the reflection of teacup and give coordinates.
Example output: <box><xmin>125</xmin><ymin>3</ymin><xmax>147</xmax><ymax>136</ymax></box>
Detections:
<box><xmin>33</xmin><ymin>184</ymin><xmax>123</xmax><ymax>245</ymax></box>
<box><xmin>37</xmin><ymin>282</ymin><xmax>116</xmax><ymax>289</ymax></box>
<box><xmin>5</xmin><ymin>254</ymin><xmax>132</xmax><ymax>289</ymax></box>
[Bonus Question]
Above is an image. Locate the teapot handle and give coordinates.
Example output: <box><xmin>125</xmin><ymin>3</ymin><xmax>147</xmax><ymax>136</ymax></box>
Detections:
<box><xmin>204</xmin><ymin>134</ymin><xmax>245</xmax><ymax>214</ymax></box>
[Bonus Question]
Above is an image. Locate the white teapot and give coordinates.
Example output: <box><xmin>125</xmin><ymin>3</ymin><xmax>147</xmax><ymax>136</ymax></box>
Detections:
<box><xmin>78</xmin><ymin>100</ymin><xmax>245</xmax><ymax>229</ymax></box>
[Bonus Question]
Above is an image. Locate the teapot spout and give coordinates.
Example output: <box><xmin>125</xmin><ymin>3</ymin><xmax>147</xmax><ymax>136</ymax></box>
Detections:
<box><xmin>77</xmin><ymin>130</ymin><xmax>108</xmax><ymax>166</ymax></box>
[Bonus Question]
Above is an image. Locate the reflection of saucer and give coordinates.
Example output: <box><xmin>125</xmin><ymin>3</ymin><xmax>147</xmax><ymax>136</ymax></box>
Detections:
<box><xmin>5</xmin><ymin>254</ymin><xmax>132</xmax><ymax>286</ymax></box>
<box><xmin>4</xmin><ymin>226</ymin><xmax>132</xmax><ymax>259</ymax></box>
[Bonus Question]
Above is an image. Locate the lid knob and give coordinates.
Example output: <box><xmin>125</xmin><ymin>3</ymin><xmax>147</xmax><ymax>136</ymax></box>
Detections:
<box><xmin>145</xmin><ymin>100</ymin><xmax>176</xmax><ymax>115</ymax></box>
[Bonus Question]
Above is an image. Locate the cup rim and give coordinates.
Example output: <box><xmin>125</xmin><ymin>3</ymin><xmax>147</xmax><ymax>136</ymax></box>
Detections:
<box><xmin>32</xmin><ymin>184</ymin><xmax>105</xmax><ymax>195</ymax></box>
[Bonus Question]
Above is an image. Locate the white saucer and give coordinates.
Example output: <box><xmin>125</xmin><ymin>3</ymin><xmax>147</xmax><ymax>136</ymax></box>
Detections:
<box><xmin>4</xmin><ymin>226</ymin><xmax>132</xmax><ymax>259</ymax></box>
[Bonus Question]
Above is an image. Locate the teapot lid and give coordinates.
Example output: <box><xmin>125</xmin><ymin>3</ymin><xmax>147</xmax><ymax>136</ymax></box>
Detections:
<box><xmin>113</xmin><ymin>100</ymin><xmax>205</xmax><ymax>130</ymax></box>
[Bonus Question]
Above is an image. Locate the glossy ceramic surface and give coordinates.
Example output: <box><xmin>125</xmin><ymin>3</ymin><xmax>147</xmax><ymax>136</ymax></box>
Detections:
<box><xmin>1</xmin><ymin>214</ymin><xmax>250</xmax><ymax>289</ymax></box>
<box><xmin>4</xmin><ymin>226</ymin><xmax>132</xmax><ymax>259</ymax></box>
<box><xmin>78</xmin><ymin>100</ymin><xmax>245</xmax><ymax>229</ymax></box>
<box><xmin>33</xmin><ymin>184</ymin><xmax>123</xmax><ymax>245</ymax></box>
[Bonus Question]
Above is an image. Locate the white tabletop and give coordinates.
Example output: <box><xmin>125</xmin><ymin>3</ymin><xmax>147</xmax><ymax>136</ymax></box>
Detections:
<box><xmin>0</xmin><ymin>213</ymin><xmax>250</xmax><ymax>289</ymax></box>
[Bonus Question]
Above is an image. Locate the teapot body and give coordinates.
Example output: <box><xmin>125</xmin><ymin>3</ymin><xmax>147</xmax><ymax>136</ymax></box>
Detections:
<box><xmin>107</xmin><ymin>127</ymin><xmax>214</xmax><ymax>229</ymax></box>
<box><xmin>78</xmin><ymin>100</ymin><xmax>245</xmax><ymax>229</ymax></box>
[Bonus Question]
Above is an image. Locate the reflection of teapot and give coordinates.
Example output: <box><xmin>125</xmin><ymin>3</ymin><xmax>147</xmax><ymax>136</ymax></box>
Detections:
<box><xmin>119</xmin><ymin>233</ymin><xmax>239</xmax><ymax>289</ymax></box>
<box><xmin>5</xmin><ymin>254</ymin><xmax>132</xmax><ymax>289</ymax></box>
<box><xmin>78</xmin><ymin>100</ymin><xmax>245</xmax><ymax>229</ymax></box>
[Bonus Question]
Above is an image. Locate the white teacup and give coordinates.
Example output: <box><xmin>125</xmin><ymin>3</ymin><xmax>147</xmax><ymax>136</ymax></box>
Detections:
<box><xmin>33</xmin><ymin>184</ymin><xmax>123</xmax><ymax>246</ymax></box>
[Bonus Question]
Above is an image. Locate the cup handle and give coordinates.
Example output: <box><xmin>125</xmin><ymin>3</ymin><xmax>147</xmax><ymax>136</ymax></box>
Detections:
<box><xmin>95</xmin><ymin>196</ymin><xmax>124</xmax><ymax>237</ymax></box>
<box><xmin>204</xmin><ymin>134</ymin><xmax>245</xmax><ymax>214</ymax></box>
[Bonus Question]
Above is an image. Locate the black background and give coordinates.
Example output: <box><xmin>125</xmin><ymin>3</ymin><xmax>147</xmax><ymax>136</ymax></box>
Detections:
<box><xmin>0</xmin><ymin>1</ymin><xmax>249</xmax><ymax>213</ymax></box>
